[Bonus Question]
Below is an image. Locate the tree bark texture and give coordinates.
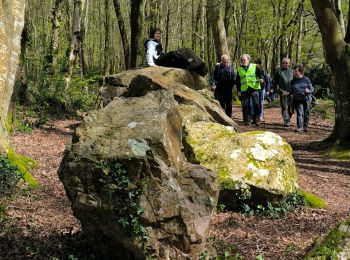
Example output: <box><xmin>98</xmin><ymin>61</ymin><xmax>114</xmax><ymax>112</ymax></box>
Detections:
<box><xmin>209</xmin><ymin>0</ymin><xmax>229</xmax><ymax>61</ymax></box>
<box><xmin>233</xmin><ymin>0</ymin><xmax>247</xmax><ymax>62</ymax></box>
<box><xmin>112</xmin><ymin>0</ymin><xmax>130</xmax><ymax>69</ymax></box>
<box><xmin>0</xmin><ymin>0</ymin><xmax>26</xmax><ymax>150</ymax></box>
<box><xmin>334</xmin><ymin>0</ymin><xmax>346</xmax><ymax>37</ymax></box>
<box><xmin>66</xmin><ymin>0</ymin><xmax>84</xmax><ymax>89</ymax></box>
<box><xmin>224</xmin><ymin>0</ymin><xmax>233</xmax><ymax>36</ymax></box>
<box><xmin>311</xmin><ymin>0</ymin><xmax>350</xmax><ymax>145</ymax></box>
<box><xmin>295</xmin><ymin>2</ymin><xmax>304</xmax><ymax>64</ymax></box>
<box><xmin>104</xmin><ymin>0</ymin><xmax>110</xmax><ymax>76</ymax></box>
<box><xmin>47</xmin><ymin>0</ymin><xmax>63</xmax><ymax>75</ymax></box>
<box><xmin>130</xmin><ymin>0</ymin><xmax>144</xmax><ymax>68</ymax></box>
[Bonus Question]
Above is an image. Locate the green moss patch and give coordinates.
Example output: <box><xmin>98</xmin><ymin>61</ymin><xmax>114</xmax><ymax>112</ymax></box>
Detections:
<box><xmin>299</xmin><ymin>190</ymin><xmax>327</xmax><ymax>209</ymax></box>
<box><xmin>6</xmin><ymin>115</ymin><xmax>14</xmax><ymax>132</ymax></box>
<box><xmin>325</xmin><ymin>148</ymin><xmax>350</xmax><ymax>160</ymax></box>
<box><xmin>6</xmin><ymin>148</ymin><xmax>39</xmax><ymax>188</ymax></box>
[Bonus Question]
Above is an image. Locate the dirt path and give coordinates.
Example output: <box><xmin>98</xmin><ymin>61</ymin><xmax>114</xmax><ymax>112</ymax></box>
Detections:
<box><xmin>1</xmin><ymin>105</ymin><xmax>349</xmax><ymax>259</ymax></box>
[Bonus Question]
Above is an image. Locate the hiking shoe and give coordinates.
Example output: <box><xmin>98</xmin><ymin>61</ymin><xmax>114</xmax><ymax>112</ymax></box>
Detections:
<box><xmin>303</xmin><ymin>127</ymin><xmax>309</xmax><ymax>132</ymax></box>
<box><xmin>294</xmin><ymin>128</ymin><xmax>302</xmax><ymax>132</ymax></box>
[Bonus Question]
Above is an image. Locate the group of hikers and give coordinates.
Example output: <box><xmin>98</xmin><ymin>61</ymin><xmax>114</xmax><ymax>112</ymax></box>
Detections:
<box><xmin>145</xmin><ymin>27</ymin><xmax>315</xmax><ymax>133</ymax></box>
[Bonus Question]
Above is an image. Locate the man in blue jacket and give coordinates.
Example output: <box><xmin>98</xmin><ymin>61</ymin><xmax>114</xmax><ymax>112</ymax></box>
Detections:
<box><xmin>291</xmin><ymin>64</ymin><xmax>314</xmax><ymax>132</ymax></box>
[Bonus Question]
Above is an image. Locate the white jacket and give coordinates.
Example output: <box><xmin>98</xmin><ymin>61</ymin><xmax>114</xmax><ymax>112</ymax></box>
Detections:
<box><xmin>146</xmin><ymin>39</ymin><xmax>161</xmax><ymax>66</ymax></box>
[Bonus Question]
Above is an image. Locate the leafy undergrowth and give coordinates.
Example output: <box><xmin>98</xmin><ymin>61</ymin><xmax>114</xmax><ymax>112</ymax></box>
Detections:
<box><xmin>310</xmin><ymin>99</ymin><xmax>334</xmax><ymax>120</ymax></box>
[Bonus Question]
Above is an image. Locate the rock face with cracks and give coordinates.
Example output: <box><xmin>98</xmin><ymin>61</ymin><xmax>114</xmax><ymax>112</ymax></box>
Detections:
<box><xmin>60</xmin><ymin>67</ymin><xmax>299</xmax><ymax>258</ymax></box>
<box><xmin>59</xmin><ymin>90</ymin><xmax>219</xmax><ymax>259</ymax></box>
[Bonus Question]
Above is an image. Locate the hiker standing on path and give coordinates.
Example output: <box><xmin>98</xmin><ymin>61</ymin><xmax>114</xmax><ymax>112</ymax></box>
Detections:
<box><xmin>236</xmin><ymin>54</ymin><xmax>264</xmax><ymax>126</ymax></box>
<box><xmin>273</xmin><ymin>57</ymin><xmax>294</xmax><ymax>127</ymax></box>
<box><xmin>212</xmin><ymin>54</ymin><xmax>236</xmax><ymax>117</ymax></box>
<box><xmin>291</xmin><ymin>64</ymin><xmax>314</xmax><ymax>132</ymax></box>
<box><xmin>255</xmin><ymin>59</ymin><xmax>271</xmax><ymax>121</ymax></box>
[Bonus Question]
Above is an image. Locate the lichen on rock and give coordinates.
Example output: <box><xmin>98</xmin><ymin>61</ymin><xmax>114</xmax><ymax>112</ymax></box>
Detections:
<box><xmin>184</xmin><ymin>121</ymin><xmax>299</xmax><ymax>203</ymax></box>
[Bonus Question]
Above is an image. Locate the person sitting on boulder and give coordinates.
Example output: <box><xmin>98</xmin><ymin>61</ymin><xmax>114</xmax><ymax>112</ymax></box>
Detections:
<box><xmin>145</xmin><ymin>27</ymin><xmax>208</xmax><ymax>76</ymax></box>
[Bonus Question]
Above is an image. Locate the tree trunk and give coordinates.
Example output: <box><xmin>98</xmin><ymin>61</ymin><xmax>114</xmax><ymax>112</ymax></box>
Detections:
<box><xmin>233</xmin><ymin>0</ymin><xmax>247</xmax><ymax>61</ymax></box>
<box><xmin>112</xmin><ymin>0</ymin><xmax>130</xmax><ymax>69</ymax></box>
<box><xmin>47</xmin><ymin>0</ymin><xmax>63</xmax><ymax>76</ymax></box>
<box><xmin>17</xmin><ymin>6</ymin><xmax>30</xmax><ymax>105</ymax></box>
<box><xmin>334</xmin><ymin>0</ymin><xmax>346</xmax><ymax>37</ymax></box>
<box><xmin>104</xmin><ymin>0</ymin><xmax>110</xmax><ymax>77</ymax></box>
<box><xmin>200</xmin><ymin>2</ymin><xmax>205</xmax><ymax>60</ymax></box>
<box><xmin>0</xmin><ymin>0</ymin><xmax>26</xmax><ymax>150</ymax></box>
<box><xmin>66</xmin><ymin>0</ymin><xmax>84</xmax><ymax>89</ymax></box>
<box><xmin>224</xmin><ymin>0</ymin><xmax>233</xmax><ymax>35</ymax></box>
<box><xmin>209</xmin><ymin>0</ymin><xmax>229</xmax><ymax>61</ymax></box>
<box><xmin>295</xmin><ymin>2</ymin><xmax>304</xmax><ymax>64</ymax></box>
<box><xmin>130</xmin><ymin>0</ymin><xmax>144</xmax><ymax>68</ymax></box>
<box><xmin>79</xmin><ymin>0</ymin><xmax>89</xmax><ymax>76</ymax></box>
<box><xmin>193</xmin><ymin>0</ymin><xmax>203</xmax><ymax>53</ymax></box>
<box><xmin>205</xmin><ymin>1</ymin><xmax>213</xmax><ymax>69</ymax></box>
<box><xmin>311</xmin><ymin>0</ymin><xmax>350</xmax><ymax>145</ymax></box>
<box><xmin>165</xmin><ymin>5</ymin><xmax>170</xmax><ymax>52</ymax></box>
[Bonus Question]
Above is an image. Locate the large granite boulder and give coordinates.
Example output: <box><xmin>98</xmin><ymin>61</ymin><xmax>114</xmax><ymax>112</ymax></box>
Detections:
<box><xmin>305</xmin><ymin>217</ymin><xmax>350</xmax><ymax>259</ymax></box>
<box><xmin>100</xmin><ymin>67</ymin><xmax>208</xmax><ymax>106</ymax></box>
<box><xmin>59</xmin><ymin>90</ymin><xmax>219</xmax><ymax>259</ymax></box>
<box><xmin>101</xmin><ymin>66</ymin><xmax>239</xmax><ymax>130</ymax></box>
<box><xmin>183</xmin><ymin>121</ymin><xmax>299</xmax><ymax>207</ymax></box>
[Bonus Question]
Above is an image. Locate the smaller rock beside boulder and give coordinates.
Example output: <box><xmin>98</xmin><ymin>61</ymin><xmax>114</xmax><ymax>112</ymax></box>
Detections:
<box><xmin>184</xmin><ymin>121</ymin><xmax>299</xmax><ymax>206</ymax></box>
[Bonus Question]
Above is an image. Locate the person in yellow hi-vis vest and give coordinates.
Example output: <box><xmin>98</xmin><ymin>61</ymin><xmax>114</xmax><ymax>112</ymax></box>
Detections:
<box><xmin>236</xmin><ymin>54</ymin><xmax>264</xmax><ymax>126</ymax></box>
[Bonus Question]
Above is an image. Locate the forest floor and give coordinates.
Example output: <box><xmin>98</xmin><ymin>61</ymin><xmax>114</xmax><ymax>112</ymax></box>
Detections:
<box><xmin>0</xmin><ymin>102</ymin><xmax>349</xmax><ymax>259</ymax></box>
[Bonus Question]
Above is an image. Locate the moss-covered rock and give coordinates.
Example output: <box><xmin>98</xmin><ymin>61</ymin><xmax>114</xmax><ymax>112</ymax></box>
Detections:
<box><xmin>6</xmin><ymin>148</ymin><xmax>39</xmax><ymax>187</ymax></box>
<box><xmin>299</xmin><ymin>190</ymin><xmax>327</xmax><ymax>209</ymax></box>
<box><xmin>184</xmin><ymin>121</ymin><xmax>299</xmax><ymax>203</ymax></box>
<box><xmin>305</xmin><ymin>217</ymin><xmax>350</xmax><ymax>259</ymax></box>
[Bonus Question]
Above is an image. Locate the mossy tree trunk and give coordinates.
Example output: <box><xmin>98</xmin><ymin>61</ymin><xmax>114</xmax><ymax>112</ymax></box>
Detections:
<box><xmin>0</xmin><ymin>0</ymin><xmax>26</xmax><ymax>151</ymax></box>
<box><xmin>311</xmin><ymin>0</ymin><xmax>350</xmax><ymax>146</ymax></box>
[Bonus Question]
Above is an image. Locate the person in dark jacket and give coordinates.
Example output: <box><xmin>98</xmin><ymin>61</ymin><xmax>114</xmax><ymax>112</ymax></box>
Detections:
<box><xmin>291</xmin><ymin>64</ymin><xmax>314</xmax><ymax>132</ymax></box>
<box><xmin>212</xmin><ymin>54</ymin><xmax>236</xmax><ymax>117</ymax></box>
<box><xmin>273</xmin><ymin>57</ymin><xmax>294</xmax><ymax>127</ymax></box>
<box><xmin>236</xmin><ymin>54</ymin><xmax>264</xmax><ymax>126</ymax></box>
